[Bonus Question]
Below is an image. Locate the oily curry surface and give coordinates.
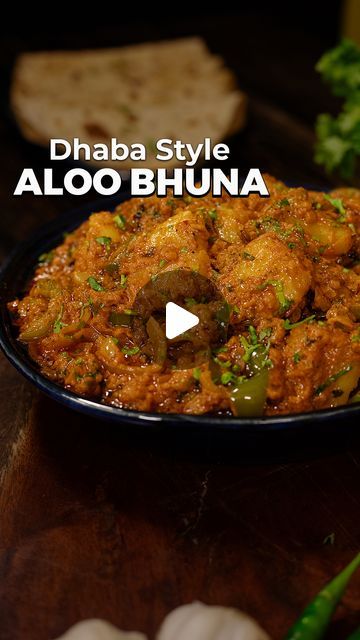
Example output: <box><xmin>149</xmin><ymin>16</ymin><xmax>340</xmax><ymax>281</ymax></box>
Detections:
<box><xmin>9</xmin><ymin>176</ymin><xmax>360</xmax><ymax>416</ymax></box>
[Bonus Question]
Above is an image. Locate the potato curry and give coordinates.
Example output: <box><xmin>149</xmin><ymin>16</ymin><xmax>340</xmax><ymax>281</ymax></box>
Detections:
<box><xmin>8</xmin><ymin>175</ymin><xmax>360</xmax><ymax>416</ymax></box>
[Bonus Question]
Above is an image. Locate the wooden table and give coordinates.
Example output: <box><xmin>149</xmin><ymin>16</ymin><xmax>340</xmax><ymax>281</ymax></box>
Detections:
<box><xmin>1</xmin><ymin>13</ymin><xmax>360</xmax><ymax>640</ymax></box>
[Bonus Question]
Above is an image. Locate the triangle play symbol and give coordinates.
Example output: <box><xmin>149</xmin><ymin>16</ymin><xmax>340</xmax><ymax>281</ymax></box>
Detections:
<box><xmin>165</xmin><ymin>302</ymin><xmax>199</xmax><ymax>340</ymax></box>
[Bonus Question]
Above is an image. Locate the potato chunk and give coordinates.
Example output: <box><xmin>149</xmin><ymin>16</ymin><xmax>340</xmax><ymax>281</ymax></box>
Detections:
<box><xmin>221</xmin><ymin>234</ymin><xmax>312</xmax><ymax>321</ymax></box>
<box><xmin>216</xmin><ymin>204</ymin><xmax>250</xmax><ymax>243</ymax></box>
<box><xmin>308</xmin><ymin>221</ymin><xmax>352</xmax><ymax>256</ymax></box>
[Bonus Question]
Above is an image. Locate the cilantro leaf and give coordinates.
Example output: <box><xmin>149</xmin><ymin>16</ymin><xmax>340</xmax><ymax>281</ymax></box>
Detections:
<box><xmin>324</xmin><ymin>194</ymin><xmax>346</xmax><ymax>221</ymax></box>
<box><xmin>87</xmin><ymin>276</ymin><xmax>104</xmax><ymax>292</ymax></box>
<box><xmin>53</xmin><ymin>304</ymin><xmax>64</xmax><ymax>333</ymax></box>
<box><xmin>283</xmin><ymin>315</ymin><xmax>316</xmax><ymax>330</ymax></box>
<box><xmin>120</xmin><ymin>274</ymin><xmax>127</xmax><ymax>288</ymax></box>
<box><xmin>96</xmin><ymin>236</ymin><xmax>112</xmax><ymax>248</ymax></box>
<box><xmin>259</xmin><ymin>280</ymin><xmax>293</xmax><ymax>314</ymax></box>
<box><xmin>277</xmin><ymin>198</ymin><xmax>290</xmax><ymax>208</ymax></box>
<box><xmin>221</xmin><ymin>371</ymin><xmax>238</xmax><ymax>385</ymax></box>
<box><xmin>113</xmin><ymin>213</ymin><xmax>126</xmax><ymax>230</ymax></box>
<box><xmin>121</xmin><ymin>346</ymin><xmax>140</xmax><ymax>356</ymax></box>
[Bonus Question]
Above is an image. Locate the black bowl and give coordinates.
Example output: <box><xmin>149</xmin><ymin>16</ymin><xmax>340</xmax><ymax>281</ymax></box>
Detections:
<box><xmin>1</xmin><ymin>195</ymin><xmax>359</xmax><ymax>435</ymax></box>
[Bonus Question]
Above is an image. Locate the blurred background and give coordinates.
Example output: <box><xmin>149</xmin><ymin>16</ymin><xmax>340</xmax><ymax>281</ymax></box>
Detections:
<box><xmin>0</xmin><ymin>2</ymin><xmax>357</xmax><ymax>248</ymax></box>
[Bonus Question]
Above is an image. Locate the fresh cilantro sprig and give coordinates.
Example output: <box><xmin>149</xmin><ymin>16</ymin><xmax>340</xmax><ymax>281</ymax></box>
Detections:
<box><xmin>283</xmin><ymin>315</ymin><xmax>316</xmax><ymax>330</ymax></box>
<box><xmin>315</xmin><ymin>39</ymin><xmax>360</xmax><ymax>179</ymax></box>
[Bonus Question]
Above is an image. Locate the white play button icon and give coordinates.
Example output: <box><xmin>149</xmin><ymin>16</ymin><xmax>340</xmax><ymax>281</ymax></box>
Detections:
<box><xmin>165</xmin><ymin>302</ymin><xmax>199</xmax><ymax>340</ymax></box>
<box><xmin>132</xmin><ymin>269</ymin><xmax>229</xmax><ymax>369</ymax></box>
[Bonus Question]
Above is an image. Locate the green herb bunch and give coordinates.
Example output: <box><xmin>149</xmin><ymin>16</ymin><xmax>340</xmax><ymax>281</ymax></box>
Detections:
<box><xmin>315</xmin><ymin>38</ymin><xmax>360</xmax><ymax>179</ymax></box>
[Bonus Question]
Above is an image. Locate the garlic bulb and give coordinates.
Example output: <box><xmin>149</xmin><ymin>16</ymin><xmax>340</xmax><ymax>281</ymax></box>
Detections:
<box><xmin>54</xmin><ymin>619</ymin><xmax>148</xmax><ymax>640</ymax></box>
<box><xmin>156</xmin><ymin>602</ymin><xmax>271</xmax><ymax>640</ymax></box>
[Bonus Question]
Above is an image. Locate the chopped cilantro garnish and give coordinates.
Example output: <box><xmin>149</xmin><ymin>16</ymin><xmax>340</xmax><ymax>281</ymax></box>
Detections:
<box><xmin>113</xmin><ymin>213</ymin><xmax>126</xmax><ymax>230</ymax></box>
<box><xmin>96</xmin><ymin>236</ymin><xmax>112</xmax><ymax>248</ymax></box>
<box><xmin>283</xmin><ymin>315</ymin><xmax>316</xmax><ymax>330</ymax></box>
<box><xmin>324</xmin><ymin>194</ymin><xmax>346</xmax><ymax>221</ymax></box>
<box><xmin>87</xmin><ymin>276</ymin><xmax>104</xmax><ymax>292</ymax></box>
<box><xmin>259</xmin><ymin>327</ymin><xmax>272</xmax><ymax>341</ymax></box>
<box><xmin>261</xmin><ymin>216</ymin><xmax>283</xmax><ymax>234</ymax></box>
<box><xmin>53</xmin><ymin>304</ymin><xmax>64</xmax><ymax>333</ymax></box>
<box><xmin>293</xmin><ymin>352</ymin><xmax>302</xmax><ymax>364</ymax></box>
<box><xmin>314</xmin><ymin>365</ymin><xmax>352</xmax><ymax>396</ymax></box>
<box><xmin>121</xmin><ymin>346</ymin><xmax>140</xmax><ymax>356</ymax></box>
<box><xmin>213</xmin><ymin>358</ymin><xmax>231</xmax><ymax>368</ymax></box>
<box><xmin>159</xmin><ymin>259</ymin><xmax>167</xmax><ymax>268</ymax></box>
<box><xmin>249</xmin><ymin>325</ymin><xmax>258</xmax><ymax>345</ymax></box>
<box><xmin>193</xmin><ymin>368</ymin><xmax>202</xmax><ymax>381</ymax></box>
<box><xmin>180</xmin><ymin>247</ymin><xmax>188</xmax><ymax>254</ymax></box>
<box><xmin>240</xmin><ymin>335</ymin><xmax>259</xmax><ymax>363</ymax></box>
<box><xmin>259</xmin><ymin>280</ymin><xmax>293</xmax><ymax>314</ymax></box>
<box><xmin>214</xmin><ymin>346</ymin><xmax>228</xmax><ymax>354</ymax></box>
<box><xmin>208</xmin><ymin>209</ymin><xmax>217</xmax><ymax>221</ymax></box>
<box><xmin>239</xmin><ymin>325</ymin><xmax>271</xmax><ymax>367</ymax></box>
<box><xmin>221</xmin><ymin>371</ymin><xmax>238</xmax><ymax>385</ymax></box>
<box><xmin>278</xmin><ymin>198</ymin><xmax>290</xmax><ymax>207</ymax></box>
<box><xmin>294</xmin><ymin>222</ymin><xmax>304</xmax><ymax>234</ymax></box>
<box><xmin>185</xmin><ymin>297</ymin><xmax>197</xmax><ymax>306</ymax></box>
<box><xmin>120</xmin><ymin>274</ymin><xmax>127</xmax><ymax>288</ymax></box>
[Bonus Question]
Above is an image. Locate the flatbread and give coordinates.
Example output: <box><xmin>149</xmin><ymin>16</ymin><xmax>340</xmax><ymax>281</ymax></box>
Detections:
<box><xmin>11</xmin><ymin>37</ymin><xmax>246</xmax><ymax>169</ymax></box>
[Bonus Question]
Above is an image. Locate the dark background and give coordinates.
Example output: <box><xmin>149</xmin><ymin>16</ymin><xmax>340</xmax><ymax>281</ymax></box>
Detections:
<box><xmin>1</xmin><ymin>6</ymin><xmax>360</xmax><ymax>640</ymax></box>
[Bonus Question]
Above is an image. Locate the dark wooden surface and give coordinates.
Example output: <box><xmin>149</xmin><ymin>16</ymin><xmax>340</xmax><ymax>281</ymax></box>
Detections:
<box><xmin>1</xmin><ymin>12</ymin><xmax>360</xmax><ymax>640</ymax></box>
